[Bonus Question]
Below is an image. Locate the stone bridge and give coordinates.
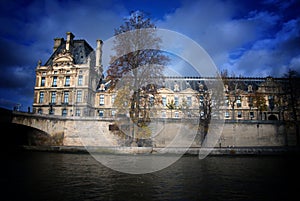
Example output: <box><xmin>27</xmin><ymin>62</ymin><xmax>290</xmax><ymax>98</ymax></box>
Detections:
<box><xmin>0</xmin><ymin>107</ymin><xmax>119</xmax><ymax>147</ymax></box>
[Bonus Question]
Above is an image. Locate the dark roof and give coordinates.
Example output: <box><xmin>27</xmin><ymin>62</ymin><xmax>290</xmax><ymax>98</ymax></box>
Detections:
<box><xmin>44</xmin><ymin>39</ymin><xmax>94</xmax><ymax>66</ymax></box>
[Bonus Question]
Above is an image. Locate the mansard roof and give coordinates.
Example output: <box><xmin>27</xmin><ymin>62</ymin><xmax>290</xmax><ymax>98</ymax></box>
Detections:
<box><xmin>44</xmin><ymin>39</ymin><xmax>94</xmax><ymax>66</ymax></box>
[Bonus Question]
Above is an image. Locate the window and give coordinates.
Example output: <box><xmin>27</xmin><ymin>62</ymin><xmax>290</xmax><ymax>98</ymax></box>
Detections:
<box><xmin>248</xmin><ymin>85</ymin><xmax>253</xmax><ymax>93</ymax></box>
<box><xmin>161</xmin><ymin>111</ymin><xmax>166</xmax><ymax>118</ymax></box>
<box><xmin>111</xmin><ymin>94</ymin><xmax>116</xmax><ymax>104</ymax></box>
<box><xmin>162</xmin><ymin>96</ymin><xmax>166</xmax><ymax>106</ymax></box>
<box><xmin>76</xmin><ymin>90</ymin><xmax>82</xmax><ymax>102</ymax></box>
<box><xmin>39</xmin><ymin>92</ymin><xmax>44</xmax><ymax>103</ymax></box>
<box><xmin>41</xmin><ymin>77</ymin><xmax>45</xmax><ymax>87</ymax></box>
<box><xmin>100</xmin><ymin>94</ymin><xmax>104</xmax><ymax>105</ymax></box>
<box><xmin>65</xmin><ymin>76</ymin><xmax>70</xmax><ymax>86</ymax></box>
<box><xmin>75</xmin><ymin>109</ymin><xmax>81</xmax><ymax>116</ymax></box>
<box><xmin>52</xmin><ymin>76</ymin><xmax>57</xmax><ymax>87</ymax></box>
<box><xmin>63</xmin><ymin>91</ymin><xmax>69</xmax><ymax>103</ymax></box>
<box><xmin>225</xmin><ymin>111</ymin><xmax>230</xmax><ymax>118</ymax></box>
<box><xmin>78</xmin><ymin>75</ymin><xmax>83</xmax><ymax>86</ymax></box>
<box><xmin>199</xmin><ymin>95</ymin><xmax>204</xmax><ymax>102</ymax></box>
<box><xmin>174</xmin><ymin>96</ymin><xmax>179</xmax><ymax>107</ymax></box>
<box><xmin>237</xmin><ymin>111</ymin><xmax>242</xmax><ymax>118</ymax></box>
<box><xmin>187</xmin><ymin>96</ymin><xmax>192</xmax><ymax>107</ymax></box>
<box><xmin>51</xmin><ymin>92</ymin><xmax>56</xmax><ymax>103</ymax></box>
<box><xmin>38</xmin><ymin>109</ymin><xmax>43</xmax><ymax>114</ymax></box>
<box><xmin>99</xmin><ymin>110</ymin><xmax>104</xmax><ymax>117</ymax></box>
<box><xmin>236</xmin><ymin>96</ymin><xmax>242</xmax><ymax>107</ymax></box>
<box><xmin>62</xmin><ymin>109</ymin><xmax>67</xmax><ymax>116</ymax></box>
<box><xmin>175</xmin><ymin>111</ymin><xmax>179</xmax><ymax>118</ymax></box>
<box><xmin>112</xmin><ymin>110</ymin><xmax>115</xmax><ymax>117</ymax></box>
<box><xmin>49</xmin><ymin>106</ymin><xmax>54</xmax><ymax>115</ymax></box>
<box><xmin>149</xmin><ymin>95</ymin><xmax>154</xmax><ymax>106</ymax></box>
<box><xmin>250</xmin><ymin>111</ymin><xmax>254</xmax><ymax>119</ymax></box>
<box><xmin>225</xmin><ymin>96</ymin><xmax>229</xmax><ymax>106</ymax></box>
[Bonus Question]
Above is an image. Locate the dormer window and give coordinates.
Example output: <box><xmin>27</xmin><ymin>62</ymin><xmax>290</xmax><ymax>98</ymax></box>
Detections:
<box><xmin>248</xmin><ymin>85</ymin><xmax>253</xmax><ymax>93</ymax></box>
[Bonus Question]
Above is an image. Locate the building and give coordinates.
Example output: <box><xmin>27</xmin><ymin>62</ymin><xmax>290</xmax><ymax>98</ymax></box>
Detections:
<box><xmin>33</xmin><ymin>32</ymin><xmax>103</xmax><ymax>116</ymax></box>
<box><xmin>32</xmin><ymin>32</ymin><xmax>298</xmax><ymax>122</ymax></box>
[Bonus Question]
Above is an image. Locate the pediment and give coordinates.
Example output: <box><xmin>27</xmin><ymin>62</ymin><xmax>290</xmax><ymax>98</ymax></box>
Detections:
<box><xmin>52</xmin><ymin>51</ymin><xmax>74</xmax><ymax>65</ymax></box>
<box><xmin>180</xmin><ymin>88</ymin><xmax>198</xmax><ymax>94</ymax></box>
<box><xmin>158</xmin><ymin>88</ymin><xmax>174</xmax><ymax>94</ymax></box>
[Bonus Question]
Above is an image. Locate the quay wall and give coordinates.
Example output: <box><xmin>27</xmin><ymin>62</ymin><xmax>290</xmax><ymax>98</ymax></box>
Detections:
<box><xmin>10</xmin><ymin>111</ymin><xmax>297</xmax><ymax>147</ymax></box>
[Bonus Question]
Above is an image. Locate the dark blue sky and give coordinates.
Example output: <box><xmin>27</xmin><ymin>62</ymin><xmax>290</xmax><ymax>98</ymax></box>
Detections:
<box><xmin>0</xmin><ymin>0</ymin><xmax>299</xmax><ymax>111</ymax></box>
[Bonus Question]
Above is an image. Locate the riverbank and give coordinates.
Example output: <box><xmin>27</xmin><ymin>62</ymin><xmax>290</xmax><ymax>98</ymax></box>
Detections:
<box><xmin>18</xmin><ymin>145</ymin><xmax>300</xmax><ymax>156</ymax></box>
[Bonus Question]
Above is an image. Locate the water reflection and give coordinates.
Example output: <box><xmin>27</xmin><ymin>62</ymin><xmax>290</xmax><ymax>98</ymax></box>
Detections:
<box><xmin>2</xmin><ymin>151</ymin><xmax>299</xmax><ymax>201</ymax></box>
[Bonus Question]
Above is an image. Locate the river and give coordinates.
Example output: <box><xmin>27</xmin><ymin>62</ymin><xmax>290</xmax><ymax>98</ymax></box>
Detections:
<box><xmin>1</xmin><ymin>150</ymin><xmax>299</xmax><ymax>201</ymax></box>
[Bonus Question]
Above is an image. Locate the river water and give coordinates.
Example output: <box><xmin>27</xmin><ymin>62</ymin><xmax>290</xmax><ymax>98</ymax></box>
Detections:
<box><xmin>1</xmin><ymin>150</ymin><xmax>299</xmax><ymax>201</ymax></box>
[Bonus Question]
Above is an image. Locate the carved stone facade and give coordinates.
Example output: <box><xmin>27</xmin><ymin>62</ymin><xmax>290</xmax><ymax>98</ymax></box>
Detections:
<box><xmin>33</xmin><ymin>32</ymin><xmax>102</xmax><ymax>116</ymax></box>
<box><xmin>32</xmin><ymin>32</ymin><xmax>297</xmax><ymax>122</ymax></box>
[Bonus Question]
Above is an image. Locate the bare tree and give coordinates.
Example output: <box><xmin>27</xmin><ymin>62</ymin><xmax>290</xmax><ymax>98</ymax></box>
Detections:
<box><xmin>283</xmin><ymin>68</ymin><xmax>300</xmax><ymax>146</ymax></box>
<box><xmin>106</xmin><ymin>11</ymin><xmax>169</xmax><ymax>146</ymax></box>
<box><xmin>253</xmin><ymin>92</ymin><xmax>268</xmax><ymax>120</ymax></box>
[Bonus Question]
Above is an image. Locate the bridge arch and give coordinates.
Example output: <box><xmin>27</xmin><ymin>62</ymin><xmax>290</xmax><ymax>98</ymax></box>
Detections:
<box><xmin>1</xmin><ymin>122</ymin><xmax>57</xmax><ymax>147</ymax></box>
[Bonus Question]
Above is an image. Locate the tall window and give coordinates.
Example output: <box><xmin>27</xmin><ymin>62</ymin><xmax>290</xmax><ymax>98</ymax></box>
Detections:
<box><xmin>76</xmin><ymin>90</ymin><xmax>82</xmax><ymax>102</ymax></box>
<box><xmin>100</xmin><ymin>94</ymin><xmax>104</xmax><ymax>105</ymax></box>
<box><xmin>63</xmin><ymin>91</ymin><xmax>69</xmax><ymax>103</ymax></box>
<box><xmin>65</xmin><ymin>76</ymin><xmax>70</xmax><ymax>86</ymax></box>
<box><xmin>161</xmin><ymin>111</ymin><xmax>166</xmax><ymax>118</ymax></box>
<box><xmin>78</xmin><ymin>75</ymin><xmax>83</xmax><ymax>86</ymax></box>
<box><xmin>75</xmin><ymin>109</ymin><xmax>81</xmax><ymax>116</ymax></box>
<box><xmin>236</xmin><ymin>96</ymin><xmax>242</xmax><ymax>108</ymax></box>
<box><xmin>41</xmin><ymin>77</ymin><xmax>45</xmax><ymax>87</ymax></box>
<box><xmin>174</xmin><ymin>96</ymin><xmax>179</xmax><ymax>107</ymax></box>
<box><xmin>111</xmin><ymin>94</ymin><xmax>116</xmax><ymax>104</ymax></box>
<box><xmin>225</xmin><ymin>111</ymin><xmax>230</xmax><ymax>118</ymax></box>
<box><xmin>149</xmin><ymin>95</ymin><xmax>154</xmax><ymax>106</ymax></box>
<box><xmin>99</xmin><ymin>110</ymin><xmax>104</xmax><ymax>117</ymax></box>
<box><xmin>237</xmin><ymin>111</ymin><xmax>242</xmax><ymax>118</ymax></box>
<box><xmin>52</xmin><ymin>76</ymin><xmax>57</xmax><ymax>87</ymax></box>
<box><xmin>162</xmin><ymin>96</ymin><xmax>166</xmax><ymax>106</ymax></box>
<box><xmin>51</xmin><ymin>92</ymin><xmax>56</xmax><ymax>103</ymax></box>
<box><xmin>249</xmin><ymin>111</ymin><xmax>254</xmax><ymax>119</ymax></box>
<box><xmin>187</xmin><ymin>96</ymin><xmax>192</xmax><ymax>107</ymax></box>
<box><xmin>225</xmin><ymin>96</ymin><xmax>229</xmax><ymax>106</ymax></box>
<box><xmin>39</xmin><ymin>92</ymin><xmax>44</xmax><ymax>103</ymax></box>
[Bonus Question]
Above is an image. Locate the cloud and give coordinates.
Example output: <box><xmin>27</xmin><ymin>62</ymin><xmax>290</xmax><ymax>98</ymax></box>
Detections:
<box><xmin>0</xmin><ymin>0</ymin><xmax>128</xmax><ymax>109</ymax></box>
<box><xmin>157</xmin><ymin>0</ymin><xmax>299</xmax><ymax>77</ymax></box>
<box><xmin>229</xmin><ymin>17</ymin><xmax>300</xmax><ymax>77</ymax></box>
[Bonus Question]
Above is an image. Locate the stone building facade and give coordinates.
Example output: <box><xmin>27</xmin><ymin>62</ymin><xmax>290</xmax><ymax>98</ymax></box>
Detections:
<box><xmin>32</xmin><ymin>32</ymin><xmax>297</xmax><ymax>122</ymax></box>
<box><xmin>33</xmin><ymin>32</ymin><xmax>103</xmax><ymax>117</ymax></box>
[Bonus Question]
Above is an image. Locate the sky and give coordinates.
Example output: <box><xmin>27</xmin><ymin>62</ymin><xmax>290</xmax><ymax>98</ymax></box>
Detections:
<box><xmin>0</xmin><ymin>0</ymin><xmax>299</xmax><ymax>111</ymax></box>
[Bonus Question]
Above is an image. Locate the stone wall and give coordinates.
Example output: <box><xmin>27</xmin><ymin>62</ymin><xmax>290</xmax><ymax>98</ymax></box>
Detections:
<box><xmin>11</xmin><ymin>111</ymin><xmax>298</xmax><ymax>147</ymax></box>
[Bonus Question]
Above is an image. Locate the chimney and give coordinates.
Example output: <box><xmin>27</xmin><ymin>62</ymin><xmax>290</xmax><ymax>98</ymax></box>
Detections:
<box><xmin>53</xmin><ymin>38</ymin><xmax>64</xmax><ymax>52</ymax></box>
<box><xmin>66</xmin><ymin>32</ymin><xmax>75</xmax><ymax>51</ymax></box>
<box><xmin>96</xmin><ymin>39</ymin><xmax>103</xmax><ymax>68</ymax></box>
